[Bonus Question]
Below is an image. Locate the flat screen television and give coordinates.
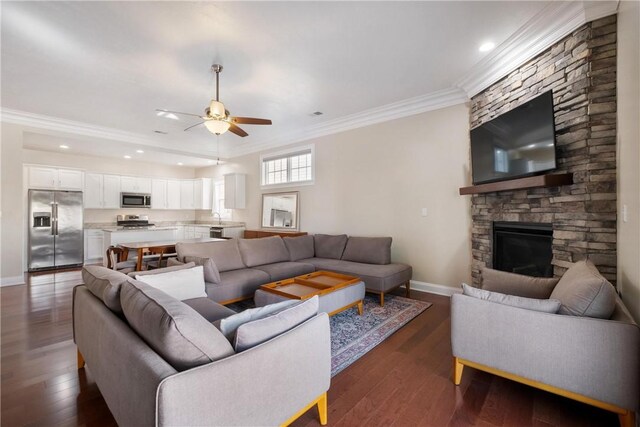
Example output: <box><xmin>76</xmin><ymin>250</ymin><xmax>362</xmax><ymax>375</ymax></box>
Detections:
<box><xmin>470</xmin><ymin>90</ymin><xmax>557</xmax><ymax>185</ymax></box>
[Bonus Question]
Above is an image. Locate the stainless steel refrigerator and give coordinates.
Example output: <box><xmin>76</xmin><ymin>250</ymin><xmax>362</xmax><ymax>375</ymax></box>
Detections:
<box><xmin>28</xmin><ymin>190</ymin><xmax>84</xmax><ymax>271</ymax></box>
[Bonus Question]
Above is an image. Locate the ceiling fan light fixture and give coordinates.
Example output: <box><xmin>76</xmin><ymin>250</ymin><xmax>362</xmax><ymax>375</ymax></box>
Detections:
<box><xmin>205</xmin><ymin>119</ymin><xmax>231</xmax><ymax>135</ymax></box>
<box><xmin>209</xmin><ymin>100</ymin><xmax>226</xmax><ymax>118</ymax></box>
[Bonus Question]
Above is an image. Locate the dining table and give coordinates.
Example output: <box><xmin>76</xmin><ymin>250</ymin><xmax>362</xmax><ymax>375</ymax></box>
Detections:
<box><xmin>118</xmin><ymin>237</ymin><xmax>226</xmax><ymax>272</ymax></box>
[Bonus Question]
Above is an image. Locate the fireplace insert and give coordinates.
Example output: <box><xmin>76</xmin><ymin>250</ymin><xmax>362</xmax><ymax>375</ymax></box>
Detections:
<box><xmin>493</xmin><ymin>222</ymin><xmax>553</xmax><ymax>277</ymax></box>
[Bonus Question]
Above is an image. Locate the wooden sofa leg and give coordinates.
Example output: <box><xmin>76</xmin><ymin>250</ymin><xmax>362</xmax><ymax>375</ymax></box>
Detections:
<box><xmin>379</xmin><ymin>293</ymin><xmax>384</xmax><ymax>307</ymax></box>
<box><xmin>405</xmin><ymin>281</ymin><xmax>411</xmax><ymax>298</ymax></box>
<box><xmin>619</xmin><ymin>410</ymin><xmax>635</xmax><ymax>427</ymax></box>
<box><xmin>77</xmin><ymin>349</ymin><xmax>85</xmax><ymax>369</ymax></box>
<box><xmin>357</xmin><ymin>301</ymin><xmax>364</xmax><ymax>315</ymax></box>
<box><xmin>317</xmin><ymin>392</ymin><xmax>328</xmax><ymax>425</ymax></box>
<box><xmin>453</xmin><ymin>357</ymin><xmax>464</xmax><ymax>385</ymax></box>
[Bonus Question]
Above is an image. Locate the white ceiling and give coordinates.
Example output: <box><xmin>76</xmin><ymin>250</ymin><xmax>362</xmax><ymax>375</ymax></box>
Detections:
<box><xmin>0</xmin><ymin>1</ymin><xmax>617</xmax><ymax>165</ymax></box>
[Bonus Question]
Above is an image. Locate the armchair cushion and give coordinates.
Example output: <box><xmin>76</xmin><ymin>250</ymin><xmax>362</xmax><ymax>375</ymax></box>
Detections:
<box><xmin>183</xmin><ymin>256</ymin><xmax>221</xmax><ymax>284</ymax></box>
<box><xmin>341</xmin><ymin>236</ymin><xmax>392</xmax><ymax>265</ymax></box>
<box><xmin>549</xmin><ymin>260</ymin><xmax>617</xmax><ymax>319</ymax></box>
<box><xmin>462</xmin><ymin>283</ymin><xmax>561</xmax><ymax>314</ymax></box>
<box><xmin>481</xmin><ymin>267</ymin><xmax>559</xmax><ymax>299</ymax></box>
<box><xmin>121</xmin><ymin>279</ymin><xmax>234</xmax><ymax>371</ymax></box>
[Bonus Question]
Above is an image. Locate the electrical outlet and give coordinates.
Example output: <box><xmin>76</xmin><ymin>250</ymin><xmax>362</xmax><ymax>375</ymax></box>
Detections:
<box><xmin>421</xmin><ymin>207</ymin><xmax>428</xmax><ymax>217</ymax></box>
<box><xmin>622</xmin><ymin>204</ymin><xmax>628</xmax><ymax>223</ymax></box>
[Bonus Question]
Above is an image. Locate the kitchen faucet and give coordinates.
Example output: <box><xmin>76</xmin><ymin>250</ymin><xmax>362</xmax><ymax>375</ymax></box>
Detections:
<box><xmin>213</xmin><ymin>212</ymin><xmax>222</xmax><ymax>225</ymax></box>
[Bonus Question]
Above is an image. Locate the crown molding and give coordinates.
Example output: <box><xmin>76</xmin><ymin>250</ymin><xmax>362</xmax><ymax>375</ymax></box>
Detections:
<box><xmin>455</xmin><ymin>1</ymin><xmax>619</xmax><ymax>98</ymax></box>
<box><xmin>227</xmin><ymin>87</ymin><xmax>468</xmax><ymax>158</ymax></box>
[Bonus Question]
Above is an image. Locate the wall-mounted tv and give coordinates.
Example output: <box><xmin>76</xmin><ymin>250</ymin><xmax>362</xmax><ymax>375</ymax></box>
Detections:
<box><xmin>470</xmin><ymin>90</ymin><xmax>557</xmax><ymax>185</ymax></box>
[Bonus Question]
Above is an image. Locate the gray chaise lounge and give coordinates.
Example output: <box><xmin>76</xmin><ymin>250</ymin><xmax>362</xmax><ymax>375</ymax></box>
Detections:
<box><xmin>451</xmin><ymin>262</ymin><xmax>639</xmax><ymax>427</ymax></box>
<box><xmin>175</xmin><ymin>234</ymin><xmax>412</xmax><ymax>306</ymax></box>
<box><xmin>74</xmin><ymin>265</ymin><xmax>331</xmax><ymax>427</ymax></box>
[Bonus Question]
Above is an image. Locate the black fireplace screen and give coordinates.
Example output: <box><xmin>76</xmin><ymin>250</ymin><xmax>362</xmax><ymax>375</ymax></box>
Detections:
<box><xmin>493</xmin><ymin>222</ymin><xmax>553</xmax><ymax>277</ymax></box>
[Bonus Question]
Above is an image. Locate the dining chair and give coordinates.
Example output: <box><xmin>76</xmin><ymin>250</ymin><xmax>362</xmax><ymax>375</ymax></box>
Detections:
<box><xmin>106</xmin><ymin>246</ymin><xmax>138</xmax><ymax>274</ymax></box>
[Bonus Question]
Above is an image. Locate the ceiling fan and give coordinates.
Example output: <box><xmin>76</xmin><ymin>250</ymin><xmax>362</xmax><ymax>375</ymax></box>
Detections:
<box><xmin>156</xmin><ymin>64</ymin><xmax>272</xmax><ymax>137</ymax></box>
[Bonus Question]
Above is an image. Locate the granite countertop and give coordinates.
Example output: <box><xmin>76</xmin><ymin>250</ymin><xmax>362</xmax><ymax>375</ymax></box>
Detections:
<box><xmin>85</xmin><ymin>221</ymin><xmax>245</xmax><ymax>231</ymax></box>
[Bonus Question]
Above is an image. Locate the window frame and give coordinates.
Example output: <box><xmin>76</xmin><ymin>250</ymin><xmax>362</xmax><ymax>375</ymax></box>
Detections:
<box><xmin>212</xmin><ymin>179</ymin><xmax>232</xmax><ymax>220</ymax></box>
<box><xmin>260</xmin><ymin>144</ymin><xmax>315</xmax><ymax>189</ymax></box>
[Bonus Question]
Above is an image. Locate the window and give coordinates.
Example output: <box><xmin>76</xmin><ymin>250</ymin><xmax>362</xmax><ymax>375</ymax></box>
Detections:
<box><xmin>213</xmin><ymin>180</ymin><xmax>232</xmax><ymax>219</ymax></box>
<box><xmin>261</xmin><ymin>145</ymin><xmax>314</xmax><ymax>187</ymax></box>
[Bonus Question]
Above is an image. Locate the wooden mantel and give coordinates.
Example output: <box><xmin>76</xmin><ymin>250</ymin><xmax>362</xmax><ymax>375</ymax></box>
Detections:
<box><xmin>459</xmin><ymin>173</ymin><xmax>573</xmax><ymax>196</ymax></box>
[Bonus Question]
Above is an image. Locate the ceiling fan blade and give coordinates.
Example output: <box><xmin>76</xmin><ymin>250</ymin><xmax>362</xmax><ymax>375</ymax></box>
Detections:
<box><xmin>230</xmin><ymin>117</ymin><xmax>272</xmax><ymax>125</ymax></box>
<box><xmin>228</xmin><ymin>123</ymin><xmax>249</xmax><ymax>137</ymax></box>
<box><xmin>156</xmin><ymin>109</ymin><xmax>203</xmax><ymax>118</ymax></box>
<box><xmin>184</xmin><ymin>121</ymin><xmax>205</xmax><ymax>131</ymax></box>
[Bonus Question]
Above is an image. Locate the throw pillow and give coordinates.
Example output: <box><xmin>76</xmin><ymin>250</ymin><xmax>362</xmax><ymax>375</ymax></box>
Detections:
<box><xmin>341</xmin><ymin>236</ymin><xmax>392</xmax><ymax>265</ymax></box>
<box><xmin>549</xmin><ymin>260</ymin><xmax>617</xmax><ymax>318</ymax></box>
<box><xmin>216</xmin><ymin>299</ymin><xmax>299</xmax><ymax>340</ymax></box>
<box><xmin>135</xmin><ymin>266</ymin><xmax>206</xmax><ymax>301</ymax></box>
<box><xmin>462</xmin><ymin>283</ymin><xmax>561</xmax><ymax>314</ymax></box>
<box><xmin>314</xmin><ymin>234</ymin><xmax>348</xmax><ymax>259</ymax></box>
<box><xmin>283</xmin><ymin>235</ymin><xmax>315</xmax><ymax>261</ymax></box>
<box><xmin>183</xmin><ymin>256</ymin><xmax>221</xmax><ymax>284</ymax></box>
<box><xmin>234</xmin><ymin>296</ymin><xmax>319</xmax><ymax>352</ymax></box>
<box><xmin>481</xmin><ymin>267</ymin><xmax>559</xmax><ymax>299</ymax></box>
<box><xmin>121</xmin><ymin>279</ymin><xmax>234</xmax><ymax>371</ymax></box>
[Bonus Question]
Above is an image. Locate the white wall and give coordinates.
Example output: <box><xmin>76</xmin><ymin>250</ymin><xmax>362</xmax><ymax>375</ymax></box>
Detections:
<box><xmin>198</xmin><ymin>104</ymin><xmax>472</xmax><ymax>288</ymax></box>
<box><xmin>1</xmin><ymin>124</ymin><xmax>25</xmax><ymax>284</ymax></box>
<box><xmin>617</xmin><ymin>1</ymin><xmax>640</xmax><ymax>322</ymax></box>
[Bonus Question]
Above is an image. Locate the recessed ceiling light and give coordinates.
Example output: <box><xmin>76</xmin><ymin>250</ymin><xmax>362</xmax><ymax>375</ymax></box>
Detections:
<box><xmin>311</xmin><ymin>111</ymin><xmax>323</xmax><ymax>116</ymax></box>
<box><xmin>136</xmin><ymin>149</ymin><xmax>144</xmax><ymax>154</ymax></box>
<box><xmin>124</xmin><ymin>155</ymin><xmax>131</xmax><ymax>159</ymax></box>
<box><xmin>177</xmin><ymin>162</ymin><xmax>183</xmax><ymax>166</ymax></box>
<box><xmin>479</xmin><ymin>42</ymin><xmax>495</xmax><ymax>52</ymax></box>
<box><xmin>154</xmin><ymin>130</ymin><xmax>168</xmax><ymax>134</ymax></box>
<box><xmin>207</xmin><ymin>160</ymin><xmax>214</xmax><ymax>163</ymax></box>
<box><xmin>164</xmin><ymin>113</ymin><xmax>179</xmax><ymax>120</ymax></box>
<box><xmin>59</xmin><ymin>145</ymin><xmax>69</xmax><ymax>149</ymax></box>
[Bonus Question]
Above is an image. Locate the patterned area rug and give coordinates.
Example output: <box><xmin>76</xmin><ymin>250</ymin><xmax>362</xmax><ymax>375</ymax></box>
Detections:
<box><xmin>228</xmin><ymin>294</ymin><xmax>431</xmax><ymax>377</ymax></box>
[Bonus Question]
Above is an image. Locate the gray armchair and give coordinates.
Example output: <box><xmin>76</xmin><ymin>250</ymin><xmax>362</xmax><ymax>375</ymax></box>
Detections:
<box><xmin>451</xmin><ymin>265</ymin><xmax>639</xmax><ymax>427</ymax></box>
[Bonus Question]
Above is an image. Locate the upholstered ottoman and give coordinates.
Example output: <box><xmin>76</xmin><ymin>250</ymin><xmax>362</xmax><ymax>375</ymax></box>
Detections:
<box><xmin>254</xmin><ymin>280</ymin><xmax>366</xmax><ymax>316</ymax></box>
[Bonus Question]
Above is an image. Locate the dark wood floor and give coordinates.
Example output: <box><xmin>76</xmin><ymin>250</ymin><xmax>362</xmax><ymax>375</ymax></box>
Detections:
<box><xmin>1</xmin><ymin>270</ymin><xmax>618</xmax><ymax>427</ymax></box>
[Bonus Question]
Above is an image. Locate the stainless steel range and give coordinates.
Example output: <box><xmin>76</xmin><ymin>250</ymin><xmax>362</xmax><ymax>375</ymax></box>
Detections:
<box><xmin>116</xmin><ymin>214</ymin><xmax>156</xmax><ymax>230</ymax></box>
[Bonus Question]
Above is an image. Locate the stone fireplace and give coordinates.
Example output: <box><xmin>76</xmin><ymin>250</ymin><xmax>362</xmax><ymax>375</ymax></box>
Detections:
<box><xmin>469</xmin><ymin>15</ymin><xmax>618</xmax><ymax>286</ymax></box>
<box><xmin>493</xmin><ymin>222</ymin><xmax>553</xmax><ymax>277</ymax></box>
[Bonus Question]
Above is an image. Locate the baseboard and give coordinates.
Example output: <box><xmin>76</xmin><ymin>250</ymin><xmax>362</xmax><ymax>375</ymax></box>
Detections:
<box><xmin>1</xmin><ymin>275</ymin><xmax>26</xmax><ymax>287</ymax></box>
<box><xmin>403</xmin><ymin>280</ymin><xmax>462</xmax><ymax>297</ymax></box>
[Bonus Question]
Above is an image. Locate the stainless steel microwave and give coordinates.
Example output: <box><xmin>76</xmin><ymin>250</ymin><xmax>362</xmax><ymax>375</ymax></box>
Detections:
<box><xmin>121</xmin><ymin>192</ymin><xmax>151</xmax><ymax>208</ymax></box>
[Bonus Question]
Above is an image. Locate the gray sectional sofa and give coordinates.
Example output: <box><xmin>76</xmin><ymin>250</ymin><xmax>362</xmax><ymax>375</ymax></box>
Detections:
<box><xmin>176</xmin><ymin>234</ymin><xmax>412</xmax><ymax>306</ymax></box>
<box><xmin>75</xmin><ymin>265</ymin><xmax>331</xmax><ymax>427</ymax></box>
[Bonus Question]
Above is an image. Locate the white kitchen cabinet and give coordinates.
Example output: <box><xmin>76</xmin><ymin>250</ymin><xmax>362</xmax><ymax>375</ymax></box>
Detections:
<box><xmin>183</xmin><ymin>225</ymin><xmax>195</xmax><ymax>239</ymax></box>
<box><xmin>28</xmin><ymin>166</ymin><xmax>84</xmax><ymax>190</ymax></box>
<box><xmin>103</xmin><ymin>175</ymin><xmax>121</xmax><ymax>208</ymax></box>
<box><xmin>224</xmin><ymin>173</ymin><xmax>246</xmax><ymax>209</ymax></box>
<box><xmin>84</xmin><ymin>173</ymin><xmax>103</xmax><ymax>208</ymax></box>
<box><xmin>194</xmin><ymin>180</ymin><xmax>203</xmax><ymax>209</ymax></box>
<box><xmin>120</xmin><ymin>176</ymin><xmax>152</xmax><ymax>193</ymax></box>
<box><xmin>84</xmin><ymin>173</ymin><xmax>120</xmax><ymax>208</ymax></box>
<box><xmin>84</xmin><ymin>230</ymin><xmax>104</xmax><ymax>262</ymax></box>
<box><xmin>174</xmin><ymin>225</ymin><xmax>185</xmax><ymax>240</ymax></box>
<box><xmin>194</xmin><ymin>226</ymin><xmax>210</xmax><ymax>239</ymax></box>
<box><xmin>167</xmin><ymin>180</ymin><xmax>181</xmax><ymax>209</ymax></box>
<box><xmin>151</xmin><ymin>179</ymin><xmax>168</xmax><ymax>209</ymax></box>
<box><xmin>180</xmin><ymin>180</ymin><xmax>195</xmax><ymax>209</ymax></box>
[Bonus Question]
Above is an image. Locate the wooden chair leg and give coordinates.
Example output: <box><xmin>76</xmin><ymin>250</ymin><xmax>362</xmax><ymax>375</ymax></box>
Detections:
<box><xmin>619</xmin><ymin>410</ymin><xmax>635</xmax><ymax>427</ymax></box>
<box><xmin>77</xmin><ymin>349</ymin><xmax>85</xmax><ymax>369</ymax></box>
<box><xmin>453</xmin><ymin>357</ymin><xmax>464</xmax><ymax>385</ymax></box>
<box><xmin>379</xmin><ymin>293</ymin><xmax>384</xmax><ymax>307</ymax></box>
<box><xmin>357</xmin><ymin>301</ymin><xmax>364</xmax><ymax>315</ymax></box>
<box><xmin>405</xmin><ymin>281</ymin><xmax>411</xmax><ymax>298</ymax></box>
<box><xmin>317</xmin><ymin>392</ymin><xmax>327</xmax><ymax>426</ymax></box>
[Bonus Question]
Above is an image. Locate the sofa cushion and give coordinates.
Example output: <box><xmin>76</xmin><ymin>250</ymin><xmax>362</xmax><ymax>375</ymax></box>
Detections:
<box><xmin>481</xmin><ymin>267</ymin><xmax>559</xmax><ymax>299</ymax></box>
<box><xmin>127</xmin><ymin>262</ymin><xmax>196</xmax><ymax>278</ymax></box>
<box><xmin>234</xmin><ymin>296</ymin><xmax>319</xmax><ymax>352</ymax></box>
<box><xmin>252</xmin><ymin>262</ymin><xmax>316</xmax><ymax>282</ymax></box>
<box><xmin>314</xmin><ymin>234</ymin><xmax>348</xmax><ymax>259</ymax></box>
<box><xmin>183</xmin><ymin>256</ymin><xmax>221</xmax><ymax>284</ymax></box>
<box><xmin>207</xmin><ymin>268</ymin><xmax>271</xmax><ymax>303</ymax></box>
<box><xmin>341</xmin><ymin>237</ymin><xmax>392</xmax><ymax>265</ymax></box>
<box><xmin>176</xmin><ymin>239</ymin><xmax>245</xmax><ymax>272</ymax></box>
<box><xmin>120</xmin><ymin>280</ymin><xmax>235</xmax><ymax>371</ymax></box>
<box><xmin>283</xmin><ymin>235</ymin><xmax>315</xmax><ymax>261</ymax></box>
<box><xmin>462</xmin><ymin>283</ymin><xmax>561</xmax><ymax>313</ymax></box>
<box><xmin>82</xmin><ymin>265</ymin><xmax>130</xmax><ymax>313</ymax></box>
<box><xmin>216</xmin><ymin>299</ymin><xmax>298</xmax><ymax>340</ymax></box>
<box><xmin>299</xmin><ymin>258</ymin><xmax>412</xmax><ymax>293</ymax></box>
<box><xmin>135</xmin><ymin>266</ymin><xmax>207</xmax><ymax>301</ymax></box>
<box><xmin>182</xmin><ymin>297</ymin><xmax>236</xmax><ymax>322</ymax></box>
<box><xmin>550</xmin><ymin>260</ymin><xmax>617</xmax><ymax>318</ymax></box>
<box><xmin>238</xmin><ymin>236</ymin><xmax>290</xmax><ymax>267</ymax></box>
